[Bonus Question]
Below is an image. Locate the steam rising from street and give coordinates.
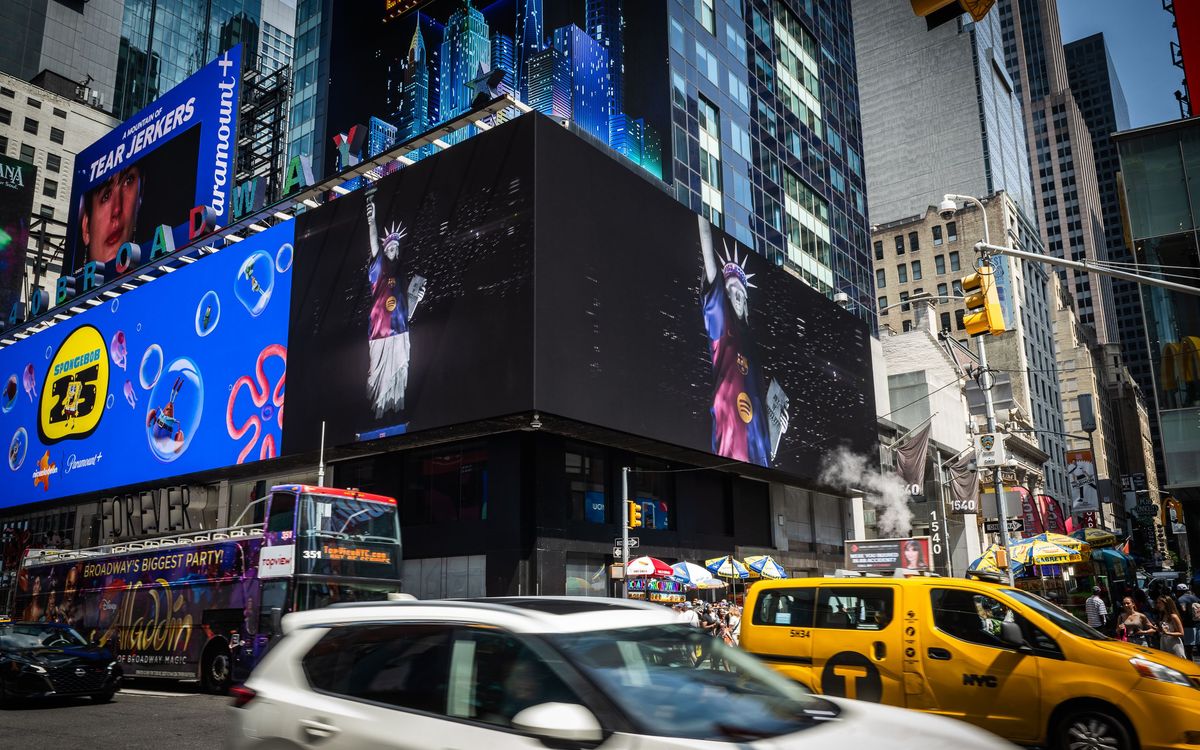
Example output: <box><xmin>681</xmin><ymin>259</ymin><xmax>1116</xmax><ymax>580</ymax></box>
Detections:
<box><xmin>820</xmin><ymin>447</ymin><xmax>913</xmax><ymax>537</ymax></box>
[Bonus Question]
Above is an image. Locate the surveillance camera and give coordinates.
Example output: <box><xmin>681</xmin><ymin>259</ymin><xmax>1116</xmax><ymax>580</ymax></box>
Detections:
<box><xmin>833</xmin><ymin>291</ymin><xmax>850</xmax><ymax>307</ymax></box>
<box><xmin>937</xmin><ymin>196</ymin><xmax>958</xmax><ymax>221</ymax></box>
<box><xmin>966</xmin><ymin>460</ymin><xmax>978</xmax><ymax>473</ymax></box>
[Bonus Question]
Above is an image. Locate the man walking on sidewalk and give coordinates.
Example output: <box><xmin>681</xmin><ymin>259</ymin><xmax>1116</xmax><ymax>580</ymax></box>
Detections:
<box><xmin>1086</xmin><ymin>586</ymin><xmax>1109</xmax><ymax>631</ymax></box>
<box><xmin>1176</xmin><ymin>583</ymin><xmax>1200</xmax><ymax>661</ymax></box>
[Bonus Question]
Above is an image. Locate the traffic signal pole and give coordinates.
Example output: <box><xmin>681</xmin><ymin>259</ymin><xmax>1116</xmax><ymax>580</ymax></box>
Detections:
<box><xmin>621</xmin><ymin>466</ymin><xmax>630</xmax><ymax>598</ymax></box>
<box><xmin>976</xmin><ymin>241</ymin><xmax>1200</xmax><ymax>297</ymax></box>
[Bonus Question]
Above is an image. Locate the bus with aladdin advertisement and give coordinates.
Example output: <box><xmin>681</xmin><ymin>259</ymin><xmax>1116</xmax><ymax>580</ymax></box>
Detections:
<box><xmin>9</xmin><ymin>484</ymin><xmax>400</xmax><ymax>691</ymax></box>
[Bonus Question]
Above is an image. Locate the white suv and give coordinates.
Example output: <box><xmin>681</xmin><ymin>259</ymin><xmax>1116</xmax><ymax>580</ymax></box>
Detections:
<box><xmin>227</xmin><ymin>597</ymin><xmax>1013</xmax><ymax>749</ymax></box>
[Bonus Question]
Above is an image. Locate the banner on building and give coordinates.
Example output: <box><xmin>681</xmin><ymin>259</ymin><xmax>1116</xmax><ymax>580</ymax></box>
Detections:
<box><xmin>0</xmin><ymin>220</ymin><xmax>292</xmax><ymax>510</ymax></box>
<box><xmin>948</xmin><ymin>449</ymin><xmax>979</xmax><ymax>514</ymax></box>
<box><xmin>1038</xmin><ymin>494</ymin><xmax>1067</xmax><ymax>534</ymax></box>
<box><xmin>1066</xmin><ymin>448</ymin><xmax>1099</xmax><ymax>514</ymax></box>
<box><xmin>0</xmin><ymin>155</ymin><xmax>36</xmax><ymax>318</ymax></box>
<box><xmin>65</xmin><ymin>46</ymin><xmax>243</xmax><ymax>276</ymax></box>
<box><xmin>1017</xmin><ymin>486</ymin><xmax>1045</xmax><ymax>534</ymax></box>
<box><xmin>893</xmin><ymin>421</ymin><xmax>932</xmax><ymax>498</ymax></box>
<box><xmin>844</xmin><ymin>537</ymin><xmax>932</xmax><ymax>572</ymax></box>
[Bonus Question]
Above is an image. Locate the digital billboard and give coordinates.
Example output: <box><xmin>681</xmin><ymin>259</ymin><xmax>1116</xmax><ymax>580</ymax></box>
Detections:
<box><xmin>325</xmin><ymin>0</ymin><xmax>667</xmax><ymax>182</ymax></box>
<box><xmin>0</xmin><ymin>220</ymin><xmax>292</xmax><ymax>509</ymax></box>
<box><xmin>0</xmin><ymin>155</ymin><xmax>36</xmax><ymax>318</ymax></box>
<box><xmin>64</xmin><ymin>47</ymin><xmax>242</xmax><ymax>275</ymax></box>
<box><xmin>287</xmin><ymin>115</ymin><xmax>876</xmax><ymax>486</ymax></box>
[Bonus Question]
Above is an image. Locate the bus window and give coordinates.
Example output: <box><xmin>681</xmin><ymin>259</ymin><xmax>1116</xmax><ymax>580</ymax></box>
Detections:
<box><xmin>258</xmin><ymin>580</ymin><xmax>289</xmax><ymax>639</ymax></box>
<box><xmin>266</xmin><ymin>492</ymin><xmax>298</xmax><ymax>538</ymax></box>
<box><xmin>301</xmin><ymin>493</ymin><xmax>398</xmax><ymax>542</ymax></box>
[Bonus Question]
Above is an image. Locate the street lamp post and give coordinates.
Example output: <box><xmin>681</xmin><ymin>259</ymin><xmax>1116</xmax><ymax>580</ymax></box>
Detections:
<box><xmin>941</xmin><ymin>193</ymin><xmax>1015</xmax><ymax>585</ymax></box>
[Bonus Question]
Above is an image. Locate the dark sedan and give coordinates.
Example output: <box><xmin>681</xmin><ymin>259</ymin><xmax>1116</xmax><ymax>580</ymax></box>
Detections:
<box><xmin>0</xmin><ymin>622</ymin><xmax>122</xmax><ymax>705</ymax></box>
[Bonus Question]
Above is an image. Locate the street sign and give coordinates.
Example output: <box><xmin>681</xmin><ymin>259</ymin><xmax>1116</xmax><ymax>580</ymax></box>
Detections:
<box><xmin>984</xmin><ymin>518</ymin><xmax>1024</xmax><ymax>534</ymax></box>
<box><xmin>613</xmin><ymin>547</ymin><xmax>624</xmax><ymax>559</ymax></box>
<box><xmin>614</xmin><ymin>537</ymin><xmax>639</xmax><ymax>549</ymax></box>
<box><xmin>974</xmin><ymin>432</ymin><xmax>1008</xmax><ymax>467</ymax></box>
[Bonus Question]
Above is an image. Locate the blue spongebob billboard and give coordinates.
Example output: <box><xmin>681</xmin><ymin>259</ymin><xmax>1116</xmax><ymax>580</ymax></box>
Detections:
<box><xmin>1</xmin><ymin>221</ymin><xmax>292</xmax><ymax>509</ymax></box>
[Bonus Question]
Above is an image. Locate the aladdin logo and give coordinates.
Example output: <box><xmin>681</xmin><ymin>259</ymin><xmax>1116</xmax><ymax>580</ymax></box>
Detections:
<box><xmin>39</xmin><ymin>325</ymin><xmax>109</xmax><ymax>444</ymax></box>
<box><xmin>210</xmin><ymin>51</ymin><xmax>238</xmax><ymax>216</ymax></box>
<box><xmin>32</xmin><ymin>451</ymin><xmax>57</xmax><ymax>490</ymax></box>
<box><xmin>0</xmin><ymin>163</ymin><xmax>26</xmax><ymax>190</ymax></box>
<box><xmin>64</xmin><ymin>451</ymin><xmax>103</xmax><ymax>474</ymax></box>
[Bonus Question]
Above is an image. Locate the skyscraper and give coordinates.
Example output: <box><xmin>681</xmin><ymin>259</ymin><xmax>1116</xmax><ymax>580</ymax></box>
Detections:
<box><xmin>490</xmin><ymin>32</ymin><xmax>515</xmax><ymax>97</ymax></box>
<box><xmin>527</xmin><ymin>45</ymin><xmax>570</xmax><ymax>122</ymax></box>
<box><xmin>516</xmin><ymin>0</ymin><xmax>543</xmax><ymax>99</ymax></box>
<box><xmin>549</xmin><ymin>25</ymin><xmax>610</xmax><ymax>143</ymax></box>
<box><xmin>586</xmin><ymin>0</ymin><xmax>623</xmax><ymax>120</ymax></box>
<box><xmin>438</xmin><ymin>3</ymin><xmax>490</xmax><ymax>122</ymax></box>
<box><xmin>852</xmin><ymin>2</ymin><xmax>1034</xmax><ymax>224</ymax></box>
<box><xmin>400</xmin><ymin>20</ymin><xmax>431</xmax><ymax>140</ymax></box>
<box><xmin>997</xmin><ymin>0</ymin><xmax>1119</xmax><ymax>345</ymax></box>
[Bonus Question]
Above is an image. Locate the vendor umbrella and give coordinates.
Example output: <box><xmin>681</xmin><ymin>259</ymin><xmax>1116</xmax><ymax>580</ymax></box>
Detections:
<box><xmin>626</xmin><ymin>556</ymin><xmax>675</xmax><ymax>578</ymax></box>
<box><xmin>743</xmin><ymin>555</ymin><xmax>787</xmax><ymax>579</ymax></box>
<box><xmin>671</xmin><ymin>561</ymin><xmax>719</xmax><ymax>587</ymax></box>
<box><xmin>1022</xmin><ymin>532</ymin><xmax>1086</xmax><ymax>551</ymax></box>
<box><xmin>705</xmin><ymin>555</ymin><xmax>750</xmax><ymax>579</ymax></box>
<box><xmin>1070</xmin><ymin>528</ymin><xmax>1117</xmax><ymax>548</ymax></box>
<box><xmin>970</xmin><ymin>544</ymin><xmax>1026</xmax><ymax>577</ymax></box>
<box><xmin>1008</xmin><ymin>538</ymin><xmax>1084</xmax><ymax>566</ymax></box>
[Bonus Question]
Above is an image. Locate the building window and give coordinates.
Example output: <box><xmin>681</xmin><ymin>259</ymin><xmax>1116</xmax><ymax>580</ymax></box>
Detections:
<box><xmin>403</xmin><ymin>443</ymin><xmax>489</xmax><ymax>525</ymax></box>
<box><xmin>566</xmin><ymin>552</ymin><xmax>609</xmax><ymax>597</ymax></box>
<box><xmin>45</xmin><ymin>153</ymin><xmax>60</xmax><ymax>173</ymax></box>
<box><xmin>947</xmin><ymin>221</ymin><xmax>958</xmax><ymax>242</ymax></box>
<box><xmin>42</xmin><ymin>179</ymin><xmax>57</xmax><ymax>199</ymax></box>
<box><xmin>0</xmin><ymin>87</ymin><xmax>13</xmax><ymax>98</ymax></box>
<box><xmin>39</xmin><ymin>205</ymin><xmax>53</xmax><ymax>218</ymax></box>
<box><xmin>894</xmin><ymin>235</ymin><xmax>904</xmax><ymax>255</ymax></box>
<box><xmin>902</xmin><ymin>320</ymin><xmax>913</xmax><ymax>332</ymax></box>
<box><xmin>898</xmin><ymin>265</ymin><xmax>908</xmax><ymax>283</ymax></box>
<box><xmin>49</xmin><ymin>127</ymin><xmax>64</xmax><ymax>145</ymax></box>
<box><xmin>782</xmin><ymin>168</ymin><xmax>832</xmax><ymax>277</ymax></box>
<box><xmin>876</xmin><ymin>268</ymin><xmax>886</xmax><ymax>288</ymax></box>
<box><xmin>937</xmin><ymin>282</ymin><xmax>948</xmax><ymax>299</ymax></box>
<box><xmin>697</xmin><ymin>0</ymin><xmax>716</xmax><ymax>33</ymax></box>
<box><xmin>932</xmin><ymin>225</ymin><xmax>943</xmax><ymax>245</ymax></box>
<box><xmin>566</xmin><ymin>447</ymin><xmax>607</xmax><ymax>524</ymax></box>
<box><xmin>949</xmin><ymin>251</ymin><xmax>961</xmax><ymax>271</ymax></box>
<box><xmin>955</xmin><ymin>309</ymin><xmax>965</xmax><ymax>330</ymax></box>
<box><xmin>23</xmin><ymin>117</ymin><xmax>38</xmax><ymax>135</ymax></box>
<box><xmin>900</xmin><ymin>291</ymin><xmax>910</xmax><ymax>312</ymax></box>
<box><xmin>952</xmin><ymin>279</ymin><xmax>963</xmax><ymax>297</ymax></box>
<box><xmin>0</xmin><ymin>135</ymin><xmax>7</xmax><ymax>154</ymax></box>
<box><xmin>874</xmin><ymin>240</ymin><xmax>883</xmax><ymax>261</ymax></box>
<box><xmin>697</xmin><ymin>96</ymin><xmax>723</xmax><ymax>227</ymax></box>
<box><xmin>772</xmin><ymin>0</ymin><xmax>822</xmax><ymax>137</ymax></box>
<box><xmin>632</xmin><ymin>457</ymin><xmax>674</xmax><ymax>530</ymax></box>
<box><xmin>908</xmin><ymin>231</ymin><xmax>919</xmax><ymax>251</ymax></box>
<box><xmin>939</xmin><ymin>312</ymin><xmax>952</xmax><ymax>331</ymax></box>
<box><xmin>0</xmin><ymin>108</ymin><xmax>10</xmax><ymax>125</ymax></box>
<box><xmin>911</xmin><ymin>260</ymin><xmax>922</xmax><ymax>280</ymax></box>
<box><xmin>878</xmin><ymin>296</ymin><xmax>888</xmax><ymax>314</ymax></box>
<box><xmin>52</xmin><ymin>107</ymin><xmax>66</xmax><ymax>118</ymax></box>
<box><xmin>19</xmin><ymin>143</ymin><xmax>34</xmax><ymax>162</ymax></box>
<box><xmin>935</xmin><ymin>254</ymin><xmax>946</xmax><ymax>274</ymax></box>
<box><xmin>26</xmin><ymin>97</ymin><xmax>40</xmax><ymax>109</ymax></box>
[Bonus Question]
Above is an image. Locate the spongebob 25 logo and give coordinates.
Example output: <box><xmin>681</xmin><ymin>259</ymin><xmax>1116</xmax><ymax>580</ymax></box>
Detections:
<box><xmin>38</xmin><ymin>325</ymin><xmax>109</xmax><ymax>443</ymax></box>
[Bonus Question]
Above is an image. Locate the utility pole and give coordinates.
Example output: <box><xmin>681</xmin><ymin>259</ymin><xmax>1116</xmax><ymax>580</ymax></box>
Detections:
<box><xmin>621</xmin><ymin>466</ymin><xmax>630</xmax><ymax>598</ymax></box>
<box><xmin>977</xmin><ymin>333</ymin><xmax>1015</xmax><ymax>585</ymax></box>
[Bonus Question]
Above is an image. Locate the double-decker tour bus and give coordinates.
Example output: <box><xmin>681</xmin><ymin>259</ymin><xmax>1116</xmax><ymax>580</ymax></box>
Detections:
<box><xmin>9</xmin><ymin>485</ymin><xmax>400</xmax><ymax>691</ymax></box>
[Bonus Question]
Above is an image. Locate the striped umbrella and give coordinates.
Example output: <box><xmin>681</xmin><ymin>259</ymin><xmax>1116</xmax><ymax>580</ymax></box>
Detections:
<box><xmin>744</xmin><ymin>555</ymin><xmax>787</xmax><ymax>579</ymax></box>
<box><xmin>1022</xmin><ymin>532</ymin><xmax>1086</xmax><ymax>551</ymax></box>
<box><xmin>969</xmin><ymin>544</ymin><xmax>1026</xmax><ymax>576</ymax></box>
<box><xmin>705</xmin><ymin>555</ymin><xmax>750</xmax><ymax>580</ymax></box>
<box><xmin>1008</xmin><ymin>538</ymin><xmax>1083</xmax><ymax>566</ymax></box>
<box><xmin>671</xmin><ymin>561</ymin><xmax>718</xmax><ymax>587</ymax></box>
<box><xmin>626</xmin><ymin>556</ymin><xmax>675</xmax><ymax>578</ymax></box>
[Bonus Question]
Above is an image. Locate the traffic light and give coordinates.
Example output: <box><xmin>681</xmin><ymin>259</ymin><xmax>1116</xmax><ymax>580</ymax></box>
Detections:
<box><xmin>627</xmin><ymin>500</ymin><xmax>643</xmax><ymax>529</ymax></box>
<box><xmin>910</xmin><ymin>0</ymin><xmax>996</xmax><ymax>29</ymax></box>
<box><xmin>961</xmin><ymin>264</ymin><xmax>1006</xmax><ymax>337</ymax></box>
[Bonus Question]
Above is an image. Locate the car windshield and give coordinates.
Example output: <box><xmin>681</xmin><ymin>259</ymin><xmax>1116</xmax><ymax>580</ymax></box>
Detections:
<box><xmin>1004</xmin><ymin>588</ymin><xmax>1105</xmax><ymax>640</ymax></box>
<box><xmin>547</xmin><ymin>624</ymin><xmax>838</xmax><ymax>741</ymax></box>
<box><xmin>0</xmin><ymin>623</ymin><xmax>89</xmax><ymax>650</ymax></box>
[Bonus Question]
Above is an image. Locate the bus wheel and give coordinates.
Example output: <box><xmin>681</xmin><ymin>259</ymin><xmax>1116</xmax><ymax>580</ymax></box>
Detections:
<box><xmin>1055</xmin><ymin>706</ymin><xmax>1133</xmax><ymax>750</ymax></box>
<box><xmin>201</xmin><ymin>642</ymin><xmax>232</xmax><ymax>694</ymax></box>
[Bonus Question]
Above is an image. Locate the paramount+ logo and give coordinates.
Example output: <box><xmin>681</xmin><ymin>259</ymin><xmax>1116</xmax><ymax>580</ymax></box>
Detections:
<box><xmin>39</xmin><ymin>325</ymin><xmax>109</xmax><ymax>444</ymax></box>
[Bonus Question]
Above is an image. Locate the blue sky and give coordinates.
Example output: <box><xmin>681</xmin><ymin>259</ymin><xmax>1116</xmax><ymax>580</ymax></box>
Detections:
<box><xmin>1058</xmin><ymin>0</ymin><xmax>1183</xmax><ymax>128</ymax></box>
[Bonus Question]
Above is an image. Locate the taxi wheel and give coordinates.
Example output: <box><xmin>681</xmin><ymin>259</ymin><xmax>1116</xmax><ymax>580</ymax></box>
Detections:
<box><xmin>1055</xmin><ymin>707</ymin><xmax>1133</xmax><ymax>750</ymax></box>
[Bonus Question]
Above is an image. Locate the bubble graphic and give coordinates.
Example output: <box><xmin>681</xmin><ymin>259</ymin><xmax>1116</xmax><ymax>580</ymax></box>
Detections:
<box><xmin>44</xmin><ymin>346</ymin><xmax>52</xmax><ymax>360</ymax></box>
<box><xmin>110</xmin><ymin>330</ymin><xmax>128</xmax><ymax>370</ymax></box>
<box><xmin>139</xmin><ymin>344</ymin><xmax>164</xmax><ymax>390</ymax></box>
<box><xmin>234</xmin><ymin>251</ymin><xmax>275</xmax><ymax>317</ymax></box>
<box><xmin>123</xmin><ymin>380</ymin><xmax>138</xmax><ymax>409</ymax></box>
<box><xmin>22</xmin><ymin>363</ymin><xmax>35</xmax><ymax>401</ymax></box>
<box><xmin>110</xmin><ymin>298</ymin><xmax>119</xmax><ymax>313</ymax></box>
<box><xmin>195</xmin><ymin>291</ymin><xmax>221</xmax><ymax>336</ymax></box>
<box><xmin>227</xmin><ymin>344</ymin><xmax>286</xmax><ymax>464</ymax></box>
<box><xmin>275</xmin><ymin>243</ymin><xmax>294</xmax><ymax>273</ymax></box>
<box><xmin>145</xmin><ymin>357</ymin><xmax>203</xmax><ymax>462</ymax></box>
<box><xmin>8</xmin><ymin>428</ymin><xmax>27</xmax><ymax>471</ymax></box>
<box><xmin>136</xmin><ymin>323</ymin><xmax>142</xmax><ymax>332</ymax></box>
<box><xmin>2</xmin><ymin>375</ymin><xmax>16</xmax><ymax>413</ymax></box>
<box><xmin>106</xmin><ymin>393</ymin><xmax>114</xmax><ymax>410</ymax></box>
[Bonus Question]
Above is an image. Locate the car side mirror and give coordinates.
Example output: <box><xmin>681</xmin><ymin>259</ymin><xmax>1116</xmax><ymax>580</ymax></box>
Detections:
<box><xmin>512</xmin><ymin>702</ymin><xmax>603</xmax><ymax>744</ymax></box>
<box><xmin>1000</xmin><ymin>620</ymin><xmax>1028</xmax><ymax>650</ymax></box>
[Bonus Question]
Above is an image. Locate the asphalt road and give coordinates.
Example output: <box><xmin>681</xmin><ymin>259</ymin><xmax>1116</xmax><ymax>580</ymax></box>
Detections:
<box><xmin>0</xmin><ymin>680</ymin><xmax>230</xmax><ymax>750</ymax></box>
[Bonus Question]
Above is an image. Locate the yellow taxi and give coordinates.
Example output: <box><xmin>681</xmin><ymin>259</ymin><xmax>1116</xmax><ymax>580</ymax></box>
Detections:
<box><xmin>740</xmin><ymin>573</ymin><xmax>1200</xmax><ymax>750</ymax></box>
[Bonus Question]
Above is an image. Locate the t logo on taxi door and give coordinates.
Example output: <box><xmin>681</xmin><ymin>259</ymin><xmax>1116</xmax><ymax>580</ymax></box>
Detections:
<box><xmin>963</xmin><ymin>673</ymin><xmax>998</xmax><ymax>687</ymax></box>
<box><xmin>820</xmin><ymin>651</ymin><xmax>883</xmax><ymax>702</ymax></box>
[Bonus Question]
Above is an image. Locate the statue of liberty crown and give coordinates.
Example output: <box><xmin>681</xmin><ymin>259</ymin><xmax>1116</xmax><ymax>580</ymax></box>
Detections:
<box><xmin>719</xmin><ymin>240</ymin><xmax>757</xmax><ymax>289</ymax></box>
<box><xmin>383</xmin><ymin>222</ymin><xmax>407</xmax><ymax>247</ymax></box>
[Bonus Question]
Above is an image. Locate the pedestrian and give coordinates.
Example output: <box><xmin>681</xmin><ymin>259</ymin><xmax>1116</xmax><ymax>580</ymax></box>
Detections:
<box><xmin>682</xmin><ymin>602</ymin><xmax>700</xmax><ymax>628</ymax></box>
<box><xmin>1085</xmin><ymin>586</ymin><xmax>1108</xmax><ymax>631</ymax></box>
<box><xmin>1157</xmin><ymin>596</ymin><xmax>1188</xmax><ymax>659</ymax></box>
<box><xmin>1116</xmin><ymin>597</ymin><xmax>1155</xmax><ymax>647</ymax></box>
<box><xmin>1175</xmin><ymin>583</ymin><xmax>1200</xmax><ymax>661</ymax></box>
